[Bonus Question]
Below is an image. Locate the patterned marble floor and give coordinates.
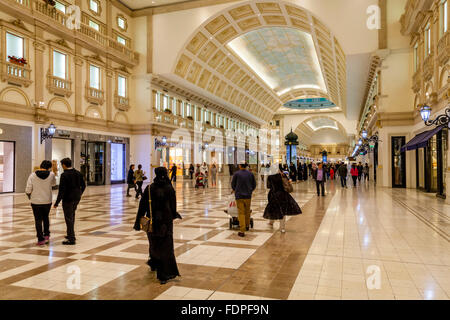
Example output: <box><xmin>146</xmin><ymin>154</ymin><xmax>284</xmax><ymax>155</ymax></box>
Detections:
<box><xmin>0</xmin><ymin>176</ymin><xmax>448</xmax><ymax>300</ymax></box>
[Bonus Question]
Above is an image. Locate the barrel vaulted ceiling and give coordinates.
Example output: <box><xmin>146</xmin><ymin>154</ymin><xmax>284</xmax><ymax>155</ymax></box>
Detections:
<box><xmin>173</xmin><ymin>1</ymin><xmax>347</xmax><ymax>123</ymax></box>
<box><xmin>294</xmin><ymin>116</ymin><xmax>349</xmax><ymax>146</ymax></box>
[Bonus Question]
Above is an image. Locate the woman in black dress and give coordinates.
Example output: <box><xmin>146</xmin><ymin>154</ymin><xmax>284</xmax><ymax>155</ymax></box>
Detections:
<box><xmin>264</xmin><ymin>167</ymin><xmax>302</xmax><ymax>233</ymax></box>
<box><xmin>134</xmin><ymin>167</ymin><xmax>181</xmax><ymax>284</ymax></box>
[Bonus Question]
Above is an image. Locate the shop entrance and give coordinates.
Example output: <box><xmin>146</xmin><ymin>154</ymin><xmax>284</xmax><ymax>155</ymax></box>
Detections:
<box><xmin>51</xmin><ymin>138</ymin><xmax>73</xmax><ymax>186</ymax></box>
<box><xmin>0</xmin><ymin>141</ymin><xmax>14</xmax><ymax>193</ymax></box>
<box><xmin>81</xmin><ymin>141</ymin><xmax>105</xmax><ymax>185</ymax></box>
<box><xmin>111</xmin><ymin>143</ymin><xmax>126</xmax><ymax>183</ymax></box>
<box><xmin>392</xmin><ymin>136</ymin><xmax>406</xmax><ymax>188</ymax></box>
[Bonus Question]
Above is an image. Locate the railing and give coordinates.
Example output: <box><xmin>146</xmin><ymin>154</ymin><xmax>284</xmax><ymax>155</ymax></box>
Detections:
<box><xmin>47</xmin><ymin>74</ymin><xmax>72</xmax><ymax>96</ymax></box>
<box><xmin>85</xmin><ymin>86</ymin><xmax>104</xmax><ymax>105</ymax></box>
<box><xmin>437</xmin><ymin>31</ymin><xmax>450</xmax><ymax>66</ymax></box>
<box><xmin>5</xmin><ymin>0</ymin><xmax>139</xmax><ymax>65</ymax></box>
<box><xmin>423</xmin><ymin>53</ymin><xmax>434</xmax><ymax>81</ymax></box>
<box><xmin>79</xmin><ymin>23</ymin><xmax>107</xmax><ymax>46</ymax></box>
<box><xmin>114</xmin><ymin>93</ymin><xmax>129</xmax><ymax>111</ymax></box>
<box><xmin>1</xmin><ymin>61</ymin><xmax>32</xmax><ymax>87</ymax></box>
<box><xmin>153</xmin><ymin>111</ymin><xmax>214</xmax><ymax>130</ymax></box>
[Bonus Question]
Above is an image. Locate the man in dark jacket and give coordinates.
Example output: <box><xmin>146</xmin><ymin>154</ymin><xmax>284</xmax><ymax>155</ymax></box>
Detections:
<box><xmin>231</xmin><ymin>161</ymin><xmax>256</xmax><ymax>237</ymax></box>
<box><xmin>357</xmin><ymin>162</ymin><xmax>364</xmax><ymax>182</ymax></box>
<box><xmin>54</xmin><ymin>158</ymin><xmax>86</xmax><ymax>245</ymax></box>
<box><xmin>170</xmin><ymin>163</ymin><xmax>177</xmax><ymax>182</ymax></box>
<box><xmin>312</xmin><ymin>162</ymin><xmax>326</xmax><ymax>196</ymax></box>
<box><xmin>338</xmin><ymin>162</ymin><xmax>348</xmax><ymax>188</ymax></box>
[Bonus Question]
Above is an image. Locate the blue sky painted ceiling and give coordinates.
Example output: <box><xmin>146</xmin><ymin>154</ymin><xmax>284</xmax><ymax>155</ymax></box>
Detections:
<box><xmin>284</xmin><ymin>98</ymin><xmax>336</xmax><ymax>110</ymax></box>
<box><xmin>227</xmin><ymin>27</ymin><xmax>327</xmax><ymax>96</ymax></box>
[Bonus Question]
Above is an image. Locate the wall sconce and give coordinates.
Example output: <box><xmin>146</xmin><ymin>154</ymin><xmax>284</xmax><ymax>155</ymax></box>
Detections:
<box><xmin>420</xmin><ymin>104</ymin><xmax>449</xmax><ymax>128</ymax></box>
<box><xmin>40</xmin><ymin>123</ymin><xmax>56</xmax><ymax>144</ymax></box>
<box><xmin>155</xmin><ymin>136</ymin><xmax>168</xmax><ymax>149</ymax></box>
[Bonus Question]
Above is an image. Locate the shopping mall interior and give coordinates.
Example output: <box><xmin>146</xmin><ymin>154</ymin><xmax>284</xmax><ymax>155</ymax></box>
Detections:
<box><xmin>0</xmin><ymin>0</ymin><xmax>449</xmax><ymax>301</ymax></box>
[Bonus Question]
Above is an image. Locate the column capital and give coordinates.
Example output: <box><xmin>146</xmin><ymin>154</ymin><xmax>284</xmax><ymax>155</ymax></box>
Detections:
<box><xmin>33</xmin><ymin>41</ymin><xmax>46</xmax><ymax>52</ymax></box>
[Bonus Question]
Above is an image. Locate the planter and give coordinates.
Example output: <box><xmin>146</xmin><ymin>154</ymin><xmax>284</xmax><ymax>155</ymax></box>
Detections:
<box><xmin>10</xmin><ymin>60</ymin><xmax>26</xmax><ymax>66</ymax></box>
<box><xmin>44</xmin><ymin>0</ymin><xmax>56</xmax><ymax>6</ymax></box>
<box><xmin>206</xmin><ymin>121</ymin><xmax>211</xmax><ymax>125</ymax></box>
<box><xmin>187</xmin><ymin>116</ymin><xmax>193</xmax><ymax>120</ymax></box>
<box><xmin>163</xmin><ymin>109</ymin><xmax>172</xmax><ymax>114</ymax></box>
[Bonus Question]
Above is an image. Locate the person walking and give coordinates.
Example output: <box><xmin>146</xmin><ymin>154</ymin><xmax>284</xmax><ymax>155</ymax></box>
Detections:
<box><xmin>351</xmin><ymin>163</ymin><xmax>359</xmax><ymax>187</ymax></box>
<box><xmin>289</xmin><ymin>162</ymin><xmax>297</xmax><ymax>183</ymax></box>
<box><xmin>363</xmin><ymin>163</ymin><xmax>370</xmax><ymax>181</ymax></box>
<box><xmin>53</xmin><ymin>158</ymin><xmax>86</xmax><ymax>245</ymax></box>
<box><xmin>330</xmin><ymin>166</ymin><xmax>335</xmax><ymax>181</ymax></box>
<box><xmin>134</xmin><ymin>167</ymin><xmax>181</xmax><ymax>284</ymax></box>
<box><xmin>312</xmin><ymin>162</ymin><xmax>326</xmax><ymax>196</ymax></box>
<box><xmin>303</xmin><ymin>162</ymin><xmax>308</xmax><ymax>181</ymax></box>
<box><xmin>126</xmin><ymin>164</ymin><xmax>136</xmax><ymax>197</ymax></box>
<box><xmin>189</xmin><ymin>164</ymin><xmax>195</xmax><ymax>180</ymax></box>
<box><xmin>134</xmin><ymin>164</ymin><xmax>145</xmax><ymax>199</ymax></box>
<box><xmin>357</xmin><ymin>162</ymin><xmax>364</xmax><ymax>182</ymax></box>
<box><xmin>170</xmin><ymin>163</ymin><xmax>177</xmax><ymax>183</ymax></box>
<box><xmin>210</xmin><ymin>163</ymin><xmax>218</xmax><ymax>187</ymax></box>
<box><xmin>231</xmin><ymin>161</ymin><xmax>256</xmax><ymax>237</ymax></box>
<box><xmin>264</xmin><ymin>165</ymin><xmax>302</xmax><ymax>233</ymax></box>
<box><xmin>338</xmin><ymin>162</ymin><xmax>348</xmax><ymax>188</ymax></box>
<box><xmin>259</xmin><ymin>164</ymin><xmax>266</xmax><ymax>183</ymax></box>
<box><xmin>25</xmin><ymin>160</ymin><xmax>57</xmax><ymax>246</ymax></box>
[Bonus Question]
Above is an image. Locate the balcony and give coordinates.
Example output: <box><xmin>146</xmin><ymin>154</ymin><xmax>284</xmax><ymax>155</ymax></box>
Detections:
<box><xmin>423</xmin><ymin>53</ymin><xmax>434</xmax><ymax>81</ymax></box>
<box><xmin>85</xmin><ymin>86</ymin><xmax>104</xmax><ymax>105</ymax></box>
<box><xmin>114</xmin><ymin>94</ymin><xmax>130</xmax><ymax>111</ymax></box>
<box><xmin>4</xmin><ymin>0</ymin><xmax>139</xmax><ymax>66</ymax></box>
<box><xmin>47</xmin><ymin>75</ymin><xmax>72</xmax><ymax>97</ymax></box>
<box><xmin>412</xmin><ymin>69</ymin><xmax>421</xmax><ymax>92</ymax></box>
<box><xmin>1</xmin><ymin>61</ymin><xmax>32</xmax><ymax>87</ymax></box>
<box><xmin>437</xmin><ymin>31</ymin><xmax>450</xmax><ymax>66</ymax></box>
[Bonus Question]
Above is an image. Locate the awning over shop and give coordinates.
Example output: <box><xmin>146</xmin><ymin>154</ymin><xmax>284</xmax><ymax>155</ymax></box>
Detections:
<box><xmin>401</xmin><ymin>126</ymin><xmax>443</xmax><ymax>152</ymax></box>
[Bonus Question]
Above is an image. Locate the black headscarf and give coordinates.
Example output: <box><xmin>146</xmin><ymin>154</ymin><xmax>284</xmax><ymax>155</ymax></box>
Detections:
<box><xmin>154</xmin><ymin>167</ymin><xmax>170</xmax><ymax>185</ymax></box>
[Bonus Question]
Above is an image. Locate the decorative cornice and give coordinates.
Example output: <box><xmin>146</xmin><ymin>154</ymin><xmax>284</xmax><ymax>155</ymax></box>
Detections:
<box><xmin>11</xmin><ymin>19</ymin><xmax>30</xmax><ymax>32</ymax></box>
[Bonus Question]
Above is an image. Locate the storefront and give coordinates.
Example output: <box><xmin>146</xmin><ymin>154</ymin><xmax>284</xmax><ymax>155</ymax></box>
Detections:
<box><xmin>51</xmin><ymin>137</ymin><xmax>73</xmax><ymax>185</ymax></box>
<box><xmin>0</xmin><ymin>122</ymin><xmax>32</xmax><ymax>193</ymax></box>
<box><xmin>46</xmin><ymin>129</ymin><xmax>129</xmax><ymax>186</ymax></box>
<box><xmin>403</xmin><ymin>126</ymin><xmax>448</xmax><ymax>198</ymax></box>
<box><xmin>111</xmin><ymin>143</ymin><xmax>126</xmax><ymax>183</ymax></box>
<box><xmin>392</xmin><ymin>136</ymin><xmax>407</xmax><ymax>188</ymax></box>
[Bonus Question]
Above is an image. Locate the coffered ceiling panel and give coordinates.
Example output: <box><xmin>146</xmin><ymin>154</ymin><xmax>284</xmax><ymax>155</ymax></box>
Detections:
<box><xmin>173</xmin><ymin>1</ymin><xmax>347</xmax><ymax>123</ymax></box>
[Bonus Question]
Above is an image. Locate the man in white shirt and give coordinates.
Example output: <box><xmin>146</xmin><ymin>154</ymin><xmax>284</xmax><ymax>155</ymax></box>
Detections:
<box><xmin>25</xmin><ymin>160</ymin><xmax>57</xmax><ymax>246</ymax></box>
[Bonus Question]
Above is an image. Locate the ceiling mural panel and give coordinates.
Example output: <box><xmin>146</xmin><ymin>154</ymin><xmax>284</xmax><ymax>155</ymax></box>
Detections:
<box><xmin>227</xmin><ymin>27</ymin><xmax>327</xmax><ymax>97</ymax></box>
<box><xmin>172</xmin><ymin>1</ymin><xmax>347</xmax><ymax>123</ymax></box>
<box><xmin>284</xmin><ymin>98</ymin><xmax>335</xmax><ymax>110</ymax></box>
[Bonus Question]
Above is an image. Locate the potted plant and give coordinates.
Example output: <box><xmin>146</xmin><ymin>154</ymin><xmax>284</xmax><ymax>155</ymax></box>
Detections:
<box><xmin>163</xmin><ymin>108</ymin><xmax>172</xmax><ymax>114</ymax></box>
<box><xmin>220</xmin><ymin>125</ymin><xmax>224</xmax><ymax>129</ymax></box>
<box><xmin>8</xmin><ymin>56</ymin><xmax>27</xmax><ymax>66</ymax></box>
<box><xmin>205</xmin><ymin>121</ymin><xmax>211</xmax><ymax>125</ymax></box>
<box><xmin>186</xmin><ymin>116</ymin><xmax>193</xmax><ymax>120</ymax></box>
<box><xmin>44</xmin><ymin>0</ymin><xmax>56</xmax><ymax>6</ymax></box>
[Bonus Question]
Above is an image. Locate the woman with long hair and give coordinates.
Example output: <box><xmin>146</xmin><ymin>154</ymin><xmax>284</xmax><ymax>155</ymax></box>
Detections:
<box><xmin>134</xmin><ymin>167</ymin><xmax>181</xmax><ymax>284</ymax></box>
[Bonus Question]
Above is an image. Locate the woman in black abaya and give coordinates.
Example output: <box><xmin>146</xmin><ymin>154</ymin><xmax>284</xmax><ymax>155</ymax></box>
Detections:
<box><xmin>264</xmin><ymin>165</ymin><xmax>302</xmax><ymax>233</ymax></box>
<box><xmin>134</xmin><ymin>167</ymin><xmax>181</xmax><ymax>284</ymax></box>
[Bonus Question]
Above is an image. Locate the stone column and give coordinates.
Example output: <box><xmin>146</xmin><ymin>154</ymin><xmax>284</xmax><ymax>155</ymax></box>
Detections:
<box><xmin>74</xmin><ymin>44</ymin><xmax>84</xmax><ymax>121</ymax></box>
<box><xmin>105</xmin><ymin>61</ymin><xmax>113</xmax><ymax>125</ymax></box>
<box><xmin>33</xmin><ymin>25</ymin><xmax>45</xmax><ymax>106</ymax></box>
